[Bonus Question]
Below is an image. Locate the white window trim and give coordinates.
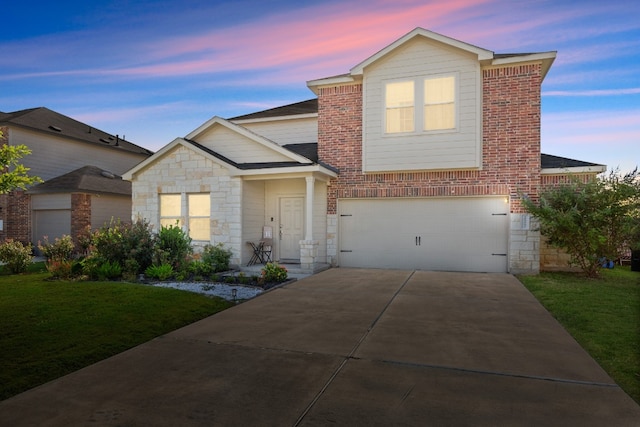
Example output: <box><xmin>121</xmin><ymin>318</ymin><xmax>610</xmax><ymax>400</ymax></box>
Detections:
<box><xmin>159</xmin><ymin>192</ymin><xmax>211</xmax><ymax>242</ymax></box>
<box><xmin>382</xmin><ymin>72</ymin><xmax>459</xmax><ymax>137</ymax></box>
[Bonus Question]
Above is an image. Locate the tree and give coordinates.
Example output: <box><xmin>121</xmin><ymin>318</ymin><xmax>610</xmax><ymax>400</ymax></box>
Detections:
<box><xmin>523</xmin><ymin>168</ymin><xmax>640</xmax><ymax>278</ymax></box>
<box><xmin>0</xmin><ymin>130</ymin><xmax>43</xmax><ymax>193</ymax></box>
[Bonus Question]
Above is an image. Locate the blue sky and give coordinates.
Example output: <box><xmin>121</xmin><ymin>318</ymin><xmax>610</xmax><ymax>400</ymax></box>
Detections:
<box><xmin>1</xmin><ymin>0</ymin><xmax>638</xmax><ymax>172</ymax></box>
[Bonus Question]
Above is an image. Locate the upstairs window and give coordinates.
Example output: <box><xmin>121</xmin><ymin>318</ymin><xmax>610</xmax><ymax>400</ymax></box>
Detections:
<box><xmin>384</xmin><ymin>75</ymin><xmax>456</xmax><ymax>134</ymax></box>
<box><xmin>385</xmin><ymin>81</ymin><xmax>415</xmax><ymax>133</ymax></box>
<box><xmin>424</xmin><ymin>76</ymin><xmax>455</xmax><ymax>131</ymax></box>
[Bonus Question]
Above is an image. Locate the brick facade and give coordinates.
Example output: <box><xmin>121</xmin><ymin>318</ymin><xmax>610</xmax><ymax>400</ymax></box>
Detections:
<box><xmin>316</xmin><ymin>63</ymin><xmax>543</xmax><ymax>274</ymax></box>
<box><xmin>71</xmin><ymin>193</ymin><xmax>91</xmax><ymax>247</ymax></box>
<box><xmin>1</xmin><ymin>191</ymin><xmax>31</xmax><ymax>244</ymax></box>
<box><xmin>318</xmin><ymin>64</ymin><xmax>542</xmax><ymax>215</ymax></box>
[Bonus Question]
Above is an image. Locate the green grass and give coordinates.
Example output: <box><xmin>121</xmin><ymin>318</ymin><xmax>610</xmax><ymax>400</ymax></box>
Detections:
<box><xmin>0</xmin><ymin>268</ymin><xmax>234</xmax><ymax>400</ymax></box>
<box><xmin>519</xmin><ymin>267</ymin><xmax>640</xmax><ymax>404</ymax></box>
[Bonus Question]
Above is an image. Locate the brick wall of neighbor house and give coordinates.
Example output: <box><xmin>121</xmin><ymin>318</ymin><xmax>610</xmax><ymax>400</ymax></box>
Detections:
<box><xmin>318</xmin><ymin>63</ymin><xmax>543</xmax><ymax>273</ymax></box>
<box><xmin>71</xmin><ymin>193</ymin><xmax>91</xmax><ymax>247</ymax></box>
<box><xmin>4</xmin><ymin>191</ymin><xmax>31</xmax><ymax>244</ymax></box>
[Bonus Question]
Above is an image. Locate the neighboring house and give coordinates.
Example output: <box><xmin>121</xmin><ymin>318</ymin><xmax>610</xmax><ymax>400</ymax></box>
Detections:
<box><xmin>124</xmin><ymin>28</ymin><xmax>605</xmax><ymax>274</ymax></box>
<box><xmin>0</xmin><ymin>107</ymin><xmax>152</xmax><ymax>246</ymax></box>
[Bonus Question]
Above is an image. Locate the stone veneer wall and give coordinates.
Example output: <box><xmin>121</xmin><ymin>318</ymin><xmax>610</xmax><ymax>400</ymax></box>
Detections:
<box><xmin>130</xmin><ymin>145</ymin><xmax>243</xmax><ymax>265</ymax></box>
<box><xmin>317</xmin><ymin>63</ymin><xmax>543</xmax><ymax>274</ymax></box>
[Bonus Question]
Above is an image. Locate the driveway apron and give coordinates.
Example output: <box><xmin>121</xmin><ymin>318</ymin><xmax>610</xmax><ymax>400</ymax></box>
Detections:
<box><xmin>1</xmin><ymin>269</ymin><xmax>638</xmax><ymax>426</ymax></box>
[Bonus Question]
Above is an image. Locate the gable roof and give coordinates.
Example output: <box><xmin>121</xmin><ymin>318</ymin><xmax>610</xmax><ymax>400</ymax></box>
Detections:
<box><xmin>230</xmin><ymin>99</ymin><xmax>318</xmax><ymax>121</ymax></box>
<box><xmin>0</xmin><ymin>107</ymin><xmax>152</xmax><ymax>156</ymax></box>
<box><xmin>350</xmin><ymin>27</ymin><xmax>494</xmax><ymax>76</ymax></box>
<box><xmin>123</xmin><ymin>136</ymin><xmax>338</xmax><ymax>180</ymax></box>
<box><xmin>308</xmin><ymin>27</ymin><xmax>556</xmax><ymax>91</ymax></box>
<box><xmin>185</xmin><ymin>116</ymin><xmax>313</xmax><ymax>164</ymax></box>
<box><xmin>27</xmin><ymin>165</ymin><xmax>131</xmax><ymax>196</ymax></box>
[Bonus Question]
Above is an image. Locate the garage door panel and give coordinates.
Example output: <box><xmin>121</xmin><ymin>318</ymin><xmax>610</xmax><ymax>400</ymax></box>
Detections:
<box><xmin>339</xmin><ymin>197</ymin><xmax>508</xmax><ymax>273</ymax></box>
<box><xmin>33</xmin><ymin>210</ymin><xmax>71</xmax><ymax>244</ymax></box>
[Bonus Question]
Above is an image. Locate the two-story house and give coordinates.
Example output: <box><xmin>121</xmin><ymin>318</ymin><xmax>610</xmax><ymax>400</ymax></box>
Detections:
<box><xmin>124</xmin><ymin>28</ymin><xmax>605</xmax><ymax>275</ymax></box>
<box><xmin>0</xmin><ymin>107</ymin><xmax>152</xmax><ymax>246</ymax></box>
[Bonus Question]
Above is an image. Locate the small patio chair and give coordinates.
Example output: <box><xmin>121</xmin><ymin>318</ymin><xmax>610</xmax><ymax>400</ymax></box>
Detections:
<box><xmin>259</xmin><ymin>226</ymin><xmax>273</xmax><ymax>263</ymax></box>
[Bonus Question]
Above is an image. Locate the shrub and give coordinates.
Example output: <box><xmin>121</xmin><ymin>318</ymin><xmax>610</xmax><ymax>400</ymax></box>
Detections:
<box><xmin>92</xmin><ymin>218</ymin><xmax>156</xmax><ymax>275</ymax></box>
<box><xmin>202</xmin><ymin>243</ymin><xmax>232</xmax><ymax>273</ymax></box>
<box><xmin>156</xmin><ymin>224</ymin><xmax>192</xmax><ymax>270</ymax></box>
<box><xmin>95</xmin><ymin>261</ymin><xmax>122</xmax><ymax>281</ymax></box>
<box><xmin>46</xmin><ymin>259</ymin><xmax>73</xmax><ymax>279</ymax></box>
<box><xmin>145</xmin><ymin>263</ymin><xmax>174</xmax><ymax>281</ymax></box>
<box><xmin>261</xmin><ymin>262</ymin><xmax>288</xmax><ymax>283</ymax></box>
<box><xmin>38</xmin><ymin>235</ymin><xmax>75</xmax><ymax>262</ymax></box>
<box><xmin>0</xmin><ymin>239</ymin><xmax>33</xmax><ymax>274</ymax></box>
<box><xmin>523</xmin><ymin>168</ymin><xmax>640</xmax><ymax>277</ymax></box>
<box><xmin>187</xmin><ymin>260</ymin><xmax>213</xmax><ymax>278</ymax></box>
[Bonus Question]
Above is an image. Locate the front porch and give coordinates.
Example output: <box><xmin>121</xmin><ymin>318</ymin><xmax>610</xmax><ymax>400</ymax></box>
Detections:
<box><xmin>239</xmin><ymin>172</ymin><xmax>333</xmax><ymax>274</ymax></box>
<box><xmin>239</xmin><ymin>261</ymin><xmax>331</xmax><ymax>280</ymax></box>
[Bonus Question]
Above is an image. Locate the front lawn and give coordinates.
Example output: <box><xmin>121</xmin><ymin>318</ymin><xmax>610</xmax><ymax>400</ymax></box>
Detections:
<box><xmin>519</xmin><ymin>267</ymin><xmax>640</xmax><ymax>404</ymax></box>
<box><xmin>0</xmin><ymin>267</ymin><xmax>234</xmax><ymax>400</ymax></box>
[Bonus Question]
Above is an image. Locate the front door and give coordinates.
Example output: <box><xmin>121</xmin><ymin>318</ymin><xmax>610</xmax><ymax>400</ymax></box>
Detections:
<box><xmin>279</xmin><ymin>197</ymin><xmax>304</xmax><ymax>261</ymax></box>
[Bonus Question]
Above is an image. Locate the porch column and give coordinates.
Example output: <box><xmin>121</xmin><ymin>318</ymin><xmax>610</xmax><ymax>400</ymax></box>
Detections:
<box><xmin>304</xmin><ymin>176</ymin><xmax>315</xmax><ymax>240</ymax></box>
<box><xmin>300</xmin><ymin>176</ymin><xmax>319</xmax><ymax>274</ymax></box>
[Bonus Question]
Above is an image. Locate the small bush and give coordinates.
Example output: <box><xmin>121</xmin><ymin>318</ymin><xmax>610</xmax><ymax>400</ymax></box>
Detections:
<box><xmin>202</xmin><ymin>243</ymin><xmax>232</xmax><ymax>273</ymax></box>
<box><xmin>96</xmin><ymin>261</ymin><xmax>122</xmax><ymax>281</ymax></box>
<box><xmin>145</xmin><ymin>264</ymin><xmax>174</xmax><ymax>281</ymax></box>
<box><xmin>92</xmin><ymin>219</ymin><xmax>156</xmax><ymax>274</ymax></box>
<box><xmin>156</xmin><ymin>224</ymin><xmax>192</xmax><ymax>270</ymax></box>
<box><xmin>46</xmin><ymin>259</ymin><xmax>73</xmax><ymax>279</ymax></box>
<box><xmin>261</xmin><ymin>262</ymin><xmax>288</xmax><ymax>283</ymax></box>
<box><xmin>0</xmin><ymin>239</ymin><xmax>33</xmax><ymax>274</ymax></box>
<box><xmin>38</xmin><ymin>235</ymin><xmax>75</xmax><ymax>262</ymax></box>
<box><xmin>187</xmin><ymin>260</ymin><xmax>213</xmax><ymax>278</ymax></box>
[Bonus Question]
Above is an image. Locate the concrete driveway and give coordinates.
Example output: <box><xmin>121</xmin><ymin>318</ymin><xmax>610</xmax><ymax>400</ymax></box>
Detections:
<box><xmin>1</xmin><ymin>269</ymin><xmax>639</xmax><ymax>426</ymax></box>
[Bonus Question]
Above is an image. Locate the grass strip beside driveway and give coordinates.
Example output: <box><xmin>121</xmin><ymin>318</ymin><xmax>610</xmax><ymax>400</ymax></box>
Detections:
<box><xmin>519</xmin><ymin>267</ymin><xmax>640</xmax><ymax>405</ymax></box>
<box><xmin>0</xmin><ymin>271</ymin><xmax>234</xmax><ymax>400</ymax></box>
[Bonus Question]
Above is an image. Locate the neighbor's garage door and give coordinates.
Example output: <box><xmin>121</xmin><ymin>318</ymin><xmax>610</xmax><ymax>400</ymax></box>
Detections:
<box><xmin>33</xmin><ymin>210</ymin><xmax>71</xmax><ymax>244</ymax></box>
<box><xmin>338</xmin><ymin>197</ymin><xmax>509</xmax><ymax>273</ymax></box>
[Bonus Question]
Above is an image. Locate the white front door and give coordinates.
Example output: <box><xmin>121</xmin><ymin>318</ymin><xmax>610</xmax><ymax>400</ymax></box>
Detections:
<box><xmin>279</xmin><ymin>197</ymin><xmax>304</xmax><ymax>261</ymax></box>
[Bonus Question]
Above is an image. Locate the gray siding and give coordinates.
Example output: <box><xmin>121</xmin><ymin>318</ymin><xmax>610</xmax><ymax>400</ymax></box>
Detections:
<box><xmin>11</xmin><ymin>128</ymin><xmax>147</xmax><ymax>180</ymax></box>
<box><xmin>238</xmin><ymin>117</ymin><xmax>318</xmax><ymax>146</ymax></box>
<box><xmin>91</xmin><ymin>194</ymin><xmax>132</xmax><ymax>228</ymax></box>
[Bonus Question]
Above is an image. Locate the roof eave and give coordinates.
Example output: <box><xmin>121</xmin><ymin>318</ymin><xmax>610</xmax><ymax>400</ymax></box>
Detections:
<box><xmin>233</xmin><ymin>163</ymin><xmax>338</xmax><ymax>180</ymax></box>
<box><xmin>307</xmin><ymin>75</ymin><xmax>359</xmax><ymax>94</ymax></box>
<box><xmin>541</xmin><ymin>165</ymin><xmax>607</xmax><ymax>175</ymax></box>
<box><xmin>232</xmin><ymin>112</ymin><xmax>318</xmax><ymax>124</ymax></box>
<box><xmin>489</xmin><ymin>51</ymin><xmax>557</xmax><ymax>80</ymax></box>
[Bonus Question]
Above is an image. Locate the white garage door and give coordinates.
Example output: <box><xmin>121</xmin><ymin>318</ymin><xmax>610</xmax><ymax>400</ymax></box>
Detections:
<box><xmin>33</xmin><ymin>210</ymin><xmax>71</xmax><ymax>244</ymax></box>
<box><xmin>338</xmin><ymin>197</ymin><xmax>509</xmax><ymax>273</ymax></box>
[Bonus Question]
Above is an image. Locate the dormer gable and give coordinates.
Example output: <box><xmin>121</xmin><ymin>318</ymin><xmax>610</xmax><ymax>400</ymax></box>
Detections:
<box><xmin>349</xmin><ymin>28</ymin><xmax>494</xmax><ymax>76</ymax></box>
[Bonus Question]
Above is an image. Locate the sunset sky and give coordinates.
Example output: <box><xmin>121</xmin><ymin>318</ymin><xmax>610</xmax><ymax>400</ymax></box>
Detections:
<box><xmin>1</xmin><ymin>0</ymin><xmax>638</xmax><ymax>172</ymax></box>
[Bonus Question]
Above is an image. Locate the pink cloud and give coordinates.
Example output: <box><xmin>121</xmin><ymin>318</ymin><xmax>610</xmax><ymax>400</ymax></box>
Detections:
<box><xmin>126</xmin><ymin>0</ymin><xmax>494</xmax><ymax>79</ymax></box>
